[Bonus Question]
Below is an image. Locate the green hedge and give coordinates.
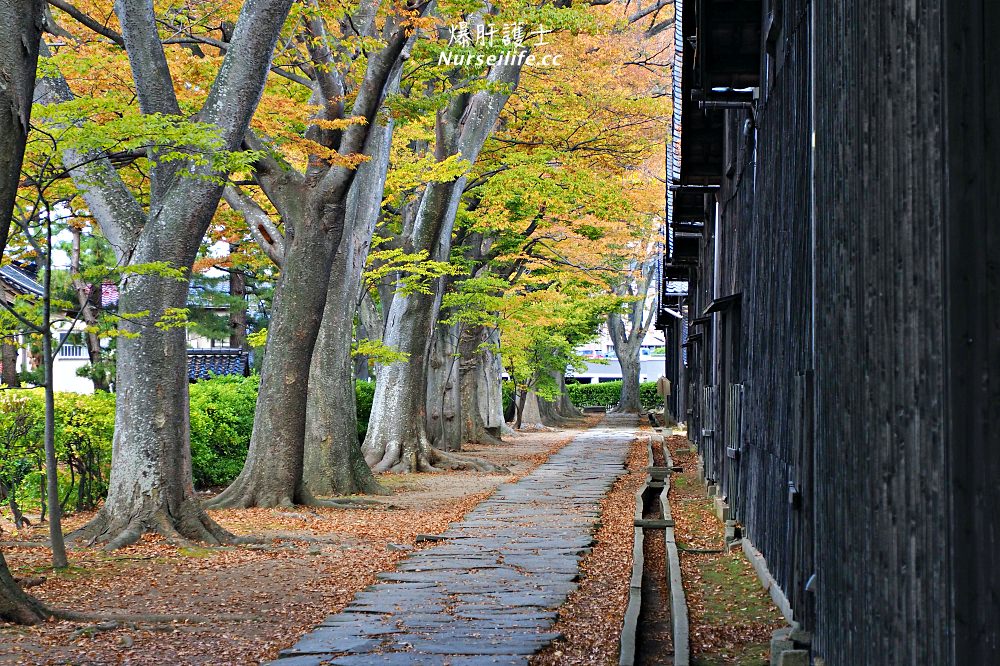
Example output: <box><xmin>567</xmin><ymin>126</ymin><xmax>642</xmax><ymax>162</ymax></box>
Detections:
<box><xmin>0</xmin><ymin>377</ymin><xmax>377</xmax><ymax>509</ymax></box>
<box><xmin>565</xmin><ymin>380</ymin><xmax>661</xmax><ymax>409</ymax></box>
<box><xmin>502</xmin><ymin>380</ymin><xmax>515</xmax><ymax>417</ymax></box>
<box><xmin>188</xmin><ymin>375</ymin><xmax>259</xmax><ymax>487</ymax></box>
<box><xmin>355</xmin><ymin>380</ymin><xmax>375</xmax><ymax>441</ymax></box>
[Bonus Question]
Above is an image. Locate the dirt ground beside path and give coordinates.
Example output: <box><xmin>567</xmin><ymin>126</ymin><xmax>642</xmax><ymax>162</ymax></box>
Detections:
<box><xmin>0</xmin><ymin>417</ymin><xmax>600</xmax><ymax>665</ymax></box>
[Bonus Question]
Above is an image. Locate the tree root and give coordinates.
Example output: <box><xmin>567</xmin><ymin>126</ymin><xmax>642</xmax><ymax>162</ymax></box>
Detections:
<box><xmin>67</xmin><ymin>499</ymin><xmax>240</xmax><ymax>550</ymax></box>
<box><xmin>466</xmin><ymin>428</ymin><xmax>504</xmax><ymax>447</ymax></box>
<box><xmin>59</xmin><ymin>611</ymin><xmax>256</xmax><ymax>626</ymax></box>
<box><xmin>202</xmin><ymin>473</ymin><xmax>300</xmax><ymax>510</ymax></box>
<box><xmin>373</xmin><ymin>446</ymin><xmax>509</xmax><ymax>474</ymax></box>
<box><xmin>299</xmin><ymin>496</ymin><xmax>398</xmax><ymax>510</ymax></box>
<box><xmin>428</xmin><ymin>447</ymin><xmax>508</xmax><ymax>473</ymax></box>
<box><xmin>14</xmin><ymin>576</ymin><xmax>45</xmax><ymax>589</ymax></box>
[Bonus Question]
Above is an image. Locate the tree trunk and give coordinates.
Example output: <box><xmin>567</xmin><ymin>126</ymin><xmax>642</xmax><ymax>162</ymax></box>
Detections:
<box><xmin>514</xmin><ymin>389</ymin><xmax>527</xmax><ymax>430</ymax></box>
<box><xmin>354</xmin><ymin>291</ymin><xmax>382</xmax><ymax>381</ymax></box>
<box><xmin>42</xmin><ymin>0</ymin><xmax>298</xmax><ymax>546</ymax></box>
<box><xmin>606</xmin><ymin>259</ymin><xmax>656</xmax><ymax>414</ymax></box>
<box><xmin>42</xmin><ymin>237</ymin><xmax>68</xmax><ymax>568</ymax></box>
<box><xmin>482</xmin><ymin>326</ymin><xmax>515</xmax><ymax>436</ymax></box>
<box><xmin>0</xmin><ymin>0</ymin><xmax>43</xmax><ymax>257</ymax></box>
<box><xmin>70</xmin><ymin>263</ymin><xmax>234</xmax><ymax>548</ymax></box>
<box><xmin>83</xmin><ymin>329</ymin><xmax>108</xmax><ymax>392</ymax></box>
<box><xmin>363</xmin><ymin>285</ymin><xmax>502</xmax><ymax>472</ymax></box>
<box><xmin>0</xmin><ymin>1</ymin><xmax>50</xmax><ymax>624</ymax></box>
<box><xmin>71</xmin><ymin>226</ymin><xmax>109</xmax><ymax>392</ymax></box>
<box><xmin>0</xmin><ymin>552</ymin><xmax>48</xmax><ymax>624</ymax></box>
<box><xmin>1</xmin><ymin>341</ymin><xmax>19</xmax><ymax>387</ymax></box>
<box><xmin>554</xmin><ymin>371</ymin><xmax>583</xmax><ymax>419</ymax></box>
<box><xmin>362</xmin><ymin>286</ymin><xmax>439</xmax><ymax>472</ymax></box>
<box><xmin>228</xmin><ymin>264</ymin><xmax>247</xmax><ymax>349</ymax></box>
<box><xmin>301</xmin><ymin>117</ymin><xmax>393</xmax><ymax>498</ymax></box>
<box><xmin>208</xmin><ymin>200</ymin><xmax>347</xmax><ymax>508</ymax></box>
<box><xmin>209</xmin><ymin>26</ymin><xmax>415</xmax><ymax>509</ymax></box>
<box><xmin>459</xmin><ymin>324</ymin><xmax>502</xmax><ymax>445</ymax></box>
<box><xmin>615</xmin><ymin>349</ymin><xmax>643</xmax><ymax>413</ymax></box>
<box><xmin>518</xmin><ymin>377</ymin><xmax>569</xmax><ymax>428</ymax></box>
<box><xmin>363</xmin><ymin>63</ymin><xmax>523</xmax><ymax>472</ymax></box>
<box><xmin>426</xmin><ymin>320</ymin><xmax>462</xmax><ymax>452</ymax></box>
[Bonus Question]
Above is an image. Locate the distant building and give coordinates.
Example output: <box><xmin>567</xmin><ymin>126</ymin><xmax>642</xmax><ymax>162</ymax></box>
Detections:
<box><xmin>568</xmin><ymin>325</ymin><xmax>667</xmax><ymax>384</ymax></box>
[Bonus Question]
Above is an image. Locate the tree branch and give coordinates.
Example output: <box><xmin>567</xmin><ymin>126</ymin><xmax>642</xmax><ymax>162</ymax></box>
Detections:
<box><xmin>34</xmin><ymin>46</ymin><xmax>145</xmax><ymax>260</ymax></box>
<box><xmin>47</xmin><ymin>0</ymin><xmax>125</xmax><ymax>45</ymax></box>
<box><xmin>628</xmin><ymin>0</ymin><xmax>672</xmax><ymax>24</ymax></box>
<box><xmin>223</xmin><ymin>185</ymin><xmax>286</xmax><ymax>267</ymax></box>
<box><xmin>115</xmin><ymin>0</ymin><xmax>181</xmax><ymax>116</ymax></box>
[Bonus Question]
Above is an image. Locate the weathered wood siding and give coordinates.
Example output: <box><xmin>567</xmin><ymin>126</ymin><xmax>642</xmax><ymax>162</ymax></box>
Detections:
<box><xmin>813</xmin><ymin>1</ymin><xmax>999</xmax><ymax>663</ymax></box>
<box><xmin>674</xmin><ymin>0</ymin><xmax>1000</xmax><ymax>662</ymax></box>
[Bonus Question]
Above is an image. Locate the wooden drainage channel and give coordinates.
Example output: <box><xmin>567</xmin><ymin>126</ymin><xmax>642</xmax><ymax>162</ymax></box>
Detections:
<box><xmin>619</xmin><ymin>429</ymin><xmax>690</xmax><ymax>666</ymax></box>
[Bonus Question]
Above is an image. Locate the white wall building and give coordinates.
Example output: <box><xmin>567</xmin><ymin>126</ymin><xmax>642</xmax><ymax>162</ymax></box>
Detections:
<box><xmin>568</xmin><ymin>325</ymin><xmax>668</xmax><ymax>384</ymax></box>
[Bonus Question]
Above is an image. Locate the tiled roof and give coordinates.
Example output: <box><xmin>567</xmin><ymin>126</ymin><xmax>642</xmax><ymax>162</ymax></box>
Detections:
<box><xmin>187</xmin><ymin>348</ymin><xmax>249</xmax><ymax>381</ymax></box>
<box><xmin>0</xmin><ymin>265</ymin><xmax>44</xmax><ymax>298</ymax></box>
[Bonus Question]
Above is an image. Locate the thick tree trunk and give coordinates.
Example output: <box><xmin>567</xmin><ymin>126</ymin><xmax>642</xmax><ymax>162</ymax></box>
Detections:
<box><xmin>1</xmin><ymin>341</ymin><xmax>19</xmax><ymax>387</ymax></box>
<box><xmin>301</xmin><ymin>118</ymin><xmax>393</xmax><ymax>498</ymax></box>
<box><xmin>607</xmin><ymin>259</ymin><xmax>656</xmax><ymax>414</ymax></box>
<box><xmin>0</xmin><ymin>552</ymin><xmax>48</xmax><ymax>624</ymax></box>
<box><xmin>364</xmin><ymin>63</ymin><xmax>522</xmax><ymax>472</ymax></box>
<box><xmin>482</xmin><ymin>326</ymin><xmax>515</xmax><ymax>436</ymax></box>
<box><xmin>71</xmin><ymin>263</ymin><xmax>234</xmax><ymax>548</ymax></box>
<box><xmin>426</xmin><ymin>320</ymin><xmax>462</xmax><ymax>452</ymax></box>
<box><xmin>0</xmin><ymin>2</ymin><xmax>50</xmax><ymax>624</ymax></box>
<box><xmin>364</xmin><ymin>290</ymin><xmax>502</xmax><ymax>472</ymax></box>
<box><xmin>615</xmin><ymin>350</ymin><xmax>643</xmax><ymax>413</ymax></box>
<box><xmin>554</xmin><ymin>371</ymin><xmax>583</xmax><ymax>419</ymax></box>
<box><xmin>458</xmin><ymin>325</ymin><xmax>502</xmax><ymax>445</ymax></box>
<box><xmin>208</xmin><ymin>200</ymin><xmax>346</xmax><ymax>508</ymax></box>
<box><xmin>362</xmin><ymin>288</ymin><xmax>438</xmax><ymax>471</ymax></box>
<box><xmin>39</xmin><ymin>0</ymin><xmax>297</xmax><ymax>546</ymax></box>
<box><xmin>0</xmin><ymin>0</ymin><xmax>42</xmax><ymax>257</ymax></box>
<box><xmin>518</xmin><ymin>387</ymin><xmax>566</xmax><ymax>428</ymax></box>
<box><xmin>209</xmin><ymin>27</ymin><xmax>414</xmax><ymax>509</ymax></box>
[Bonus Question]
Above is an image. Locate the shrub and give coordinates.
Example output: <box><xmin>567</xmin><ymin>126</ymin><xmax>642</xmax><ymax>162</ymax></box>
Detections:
<box><xmin>501</xmin><ymin>380</ymin><xmax>515</xmax><ymax>416</ymax></box>
<box><xmin>189</xmin><ymin>375</ymin><xmax>259</xmax><ymax>488</ymax></box>
<box><xmin>566</xmin><ymin>380</ymin><xmax>662</xmax><ymax>409</ymax></box>
<box><xmin>0</xmin><ymin>389</ymin><xmax>116</xmax><ymax>515</ymax></box>
<box><xmin>639</xmin><ymin>382</ymin><xmax>661</xmax><ymax>409</ymax></box>
<box><xmin>355</xmin><ymin>380</ymin><xmax>375</xmax><ymax>441</ymax></box>
<box><xmin>56</xmin><ymin>391</ymin><xmax>116</xmax><ymax>509</ymax></box>
<box><xmin>0</xmin><ymin>377</ymin><xmax>387</xmax><ymax>505</ymax></box>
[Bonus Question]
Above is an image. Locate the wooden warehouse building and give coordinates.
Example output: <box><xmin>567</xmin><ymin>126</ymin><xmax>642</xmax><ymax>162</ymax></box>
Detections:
<box><xmin>657</xmin><ymin>0</ymin><xmax>999</xmax><ymax>663</ymax></box>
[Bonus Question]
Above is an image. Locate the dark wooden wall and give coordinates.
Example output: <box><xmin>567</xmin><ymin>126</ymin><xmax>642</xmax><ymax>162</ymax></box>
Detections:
<box><xmin>943</xmin><ymin>2</ymin><xmax>1000</xmax><ymax>662</ymax></box>
<box><xmin>678</xmin><ymin>0</ymin><xmax>999</xmax><ymax>662</ymax></box>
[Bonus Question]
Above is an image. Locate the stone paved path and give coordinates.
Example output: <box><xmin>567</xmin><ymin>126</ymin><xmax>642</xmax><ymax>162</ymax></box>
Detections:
<box><xmin>271</xmin><ymin>416</ymin><xmax>638</xmax><ymax>665</ymax></box>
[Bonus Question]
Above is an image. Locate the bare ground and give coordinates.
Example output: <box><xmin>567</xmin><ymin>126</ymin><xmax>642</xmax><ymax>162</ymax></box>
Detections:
<box><xmin>0</xmin><ymin>417</ymin><xmax>600</xmax><ymax>665</ymax></box>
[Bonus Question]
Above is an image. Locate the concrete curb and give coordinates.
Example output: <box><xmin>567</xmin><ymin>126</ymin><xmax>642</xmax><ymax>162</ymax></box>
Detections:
<box><xmin>742</xmin><ymin>537</ymin><xmax>795</xmax><ymax>624</ymax></box>
<box><xmin>618</xmin><ymin>455</ymin><xmax>648</xmax><ymax>666</ymax></box>
<box><xmin>661</xmin><ymin>438</ymin><xmax>691</xmax><ymax>666</ymax></box>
